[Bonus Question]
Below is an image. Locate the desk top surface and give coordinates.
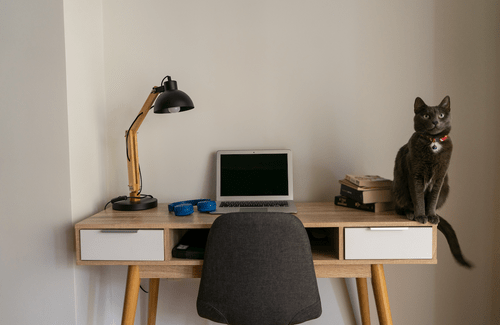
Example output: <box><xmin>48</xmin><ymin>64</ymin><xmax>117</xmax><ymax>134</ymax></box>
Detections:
<box><xmin>75</xmin><ymin>202</ymin><xmax>434</xmax><ymax>229</ymax></box>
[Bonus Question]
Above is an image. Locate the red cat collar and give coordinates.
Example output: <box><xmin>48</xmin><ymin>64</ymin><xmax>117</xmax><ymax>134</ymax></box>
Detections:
<box><xmin>431</xmin><ymin>135</ymin><xmax>449</xmax><ymax>143</ymax></box>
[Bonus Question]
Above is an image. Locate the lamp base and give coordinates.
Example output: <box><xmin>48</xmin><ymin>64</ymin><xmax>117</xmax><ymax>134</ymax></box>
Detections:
<box><xmin>112</xmin><ymin>197</ymin><xmax>158</xmax><ymax>211</ymax></box>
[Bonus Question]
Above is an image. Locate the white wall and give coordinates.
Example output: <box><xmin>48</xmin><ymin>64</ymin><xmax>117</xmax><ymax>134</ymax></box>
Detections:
<box><xmin>1</xmin><ymin>0</ymin><xmax>499</xmax><ymax>324</ymax></box>
<box><xmin>0</xmin><ymin>0</ymin><xmax>76</xmax><ymax>324</ymax></box>
<box><xmin>100</xmin><ymin>1</ymin><xmax>500</xmax><ymax>324</ymax></box>
<box><xmin>102</xmin><ymin>0</ymin><xmax>438</xmax><ymax>202</ymax></box>
<box><xmin>63</xmin><ymin>0</ymin><xmax>116</xmax><ymax>324</ymax></box>
<box><xmin>64</xmin><ymin>0</ymin><xmax>107</xmax><ymax>220</ymax></box>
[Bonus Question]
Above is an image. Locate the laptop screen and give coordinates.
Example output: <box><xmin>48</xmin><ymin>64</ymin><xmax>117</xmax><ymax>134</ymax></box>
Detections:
<box><xmin>221</xmin><ymin>153</ymin><xmax>288</xmax><ymax>196</ymax></box>
<box><xmin>216</xmin><ymin>150</ymin><xmax>294</xmax><ymax>201</ymax></box>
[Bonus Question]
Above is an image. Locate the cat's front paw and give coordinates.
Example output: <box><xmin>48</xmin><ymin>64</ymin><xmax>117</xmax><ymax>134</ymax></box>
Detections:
<box><xmin>428</xmin><ymin>214</ymin><xmax>440</xmax><ymax>224</ymax></box>
<box><xmin>414</xmin><ymin>215</ymin><xmax>428</xmax><ymax>224</ymax></box>
<box><xmin>405</xmin><ymin>212</ymin><xmax>415</xmax><ymax>221</ymax></box>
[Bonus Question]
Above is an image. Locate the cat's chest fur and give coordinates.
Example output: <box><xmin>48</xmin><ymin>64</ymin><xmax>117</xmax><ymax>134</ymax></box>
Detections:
<box><xmin>427</xmin><ymin>135</ymin><xmax>450</xmax><ymax>153</ymax></box>
<box><xmin>430</xmin><ymin>140</ymin><xmax>443</xmax><ymax>153</ymax></box>
<box><xmin>407</xmin><ymin>133</ymin><xmax>452</xmax><ymax>182</ymax></box>
<box><xmin>410</xmin><ymin>133</ymin><xmax>452</xmax><ymax>157</ymax></box>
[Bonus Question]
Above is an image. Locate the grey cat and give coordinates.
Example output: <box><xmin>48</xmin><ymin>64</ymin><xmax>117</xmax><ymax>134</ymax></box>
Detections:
<box><xmin>393</xmin><ymin>96</ymin><xmax>472</xmax><ymax>267</ymax></box>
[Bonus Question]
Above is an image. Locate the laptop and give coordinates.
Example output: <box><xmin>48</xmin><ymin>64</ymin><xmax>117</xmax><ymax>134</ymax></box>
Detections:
<box><xmin>211</xmin><ymin>149</ymin><xmax>297</xmax><ymax>214</ymax></box>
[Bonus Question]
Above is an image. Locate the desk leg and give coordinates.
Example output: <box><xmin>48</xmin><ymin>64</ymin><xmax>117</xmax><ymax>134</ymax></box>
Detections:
<box><xmin>147</xmin><ymin>278</ymin><xmax>160</xmax><ymax>325</ymax></box>
<box><xmin>122</xmin><ymin>265</ymin><xmax>140</xmax><ymax>325</ymax></box>
<box><xmin>371</xmin><ymin>264</ymin><xmax>393</xmax><ymax>325</ymax></box>
<box><xmin>356</xmin><ymin>278</ymin><xmax>371</xmax><ymax>325</ymax></box>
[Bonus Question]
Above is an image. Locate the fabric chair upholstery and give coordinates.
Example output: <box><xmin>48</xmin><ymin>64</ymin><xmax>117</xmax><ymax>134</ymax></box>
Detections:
<box><xmin>197</xmin><ymin>212</ymin><xmax>322</xmax><ymax>325</ymax></box>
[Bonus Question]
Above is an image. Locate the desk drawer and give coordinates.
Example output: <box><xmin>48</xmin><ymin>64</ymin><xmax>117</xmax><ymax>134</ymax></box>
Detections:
<box><xmin>344</xmin><ymin>227</ymin><xmax>432</xmax><ymax>260</ymax></box>
<box><xmin>80</xmin><ymin>229</ymin><xmax>164</xmax><ymax>261</ymax></box>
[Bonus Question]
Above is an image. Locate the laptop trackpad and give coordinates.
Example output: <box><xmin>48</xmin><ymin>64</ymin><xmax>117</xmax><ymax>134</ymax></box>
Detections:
<box><xmin>239</xmin><ymin>207</ymin><xmax>268</xmax><ymax>213</ymax></box>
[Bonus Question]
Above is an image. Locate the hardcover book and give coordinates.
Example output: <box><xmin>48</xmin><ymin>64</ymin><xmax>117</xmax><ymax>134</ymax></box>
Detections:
<box><xmin>339</xmin><ymin>179</ymin><xmax>391</xmax><ymax>191</ymax></box>
<box><xmin>339</xmin><ymin>182</ymin><xmax>392</xmax><ymax>204</ymax></box>
<box><xmin>334</xmin><ymin>196</ymin><xmax>393</xmax><ymax>213</ymax></box>
<box><xmin>345</xmin><ymin>175</ymin><xmax>392</xmax><ymax>188</ymax></box>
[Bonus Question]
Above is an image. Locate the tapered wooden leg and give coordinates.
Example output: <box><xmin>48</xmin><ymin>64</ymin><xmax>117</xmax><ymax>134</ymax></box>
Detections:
<box><xmin>371</xmin><ymin>264</ymin><xmax>393</xmax><ymax>325</ymax></box>
<box><xmin>147</xmin><ymin>278</ymin><xmax>160</xmax><ymax>325</ymax></box>
<box><xmin>356</xmin><ymin>278</ymin><xmax>371</xmax><ymax>325</ymax></box>
<box><xmin>122</xmin><ymin>265</ymin><xmax>141</xmax><ymax>325</ymax></box>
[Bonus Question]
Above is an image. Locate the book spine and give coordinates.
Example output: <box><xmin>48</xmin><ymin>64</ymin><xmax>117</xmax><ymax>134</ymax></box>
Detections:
<box><xmin>334</xmin><ymin>196</ymin><xmax>375</xmax><ymax>212</ymax></box>
<box><xmin>340</xmin><ymin>184</ymin><xmax>392</xmax><ymax>203</ymax></box>
<box><xmin>340</xmin><ymin>184</ymin><xmax>364</xmax><ymax>202</ymax></box>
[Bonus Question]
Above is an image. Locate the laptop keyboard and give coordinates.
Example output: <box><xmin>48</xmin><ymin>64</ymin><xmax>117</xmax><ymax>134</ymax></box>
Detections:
<box><xmin>220</xmin><ymin>201</ymin><xmax>289</xmax><ymax>208</ymax></box>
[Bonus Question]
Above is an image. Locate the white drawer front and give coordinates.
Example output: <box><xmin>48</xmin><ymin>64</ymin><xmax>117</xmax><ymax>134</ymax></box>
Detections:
<box><xmin>344</xmin><ymin>227</ymin><xmax>432</xmax><ymax>260</ymax></box>
<box><xmin>80</xmin><ymin>229</ymin><xmax>164</xmax><ymax>261</ymax></box>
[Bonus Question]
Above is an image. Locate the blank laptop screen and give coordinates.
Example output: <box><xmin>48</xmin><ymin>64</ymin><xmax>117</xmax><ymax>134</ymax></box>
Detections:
<box><xmin>220</xmin><ymin>153</ymin><xmax>289</xmax><ymax>196</ymax></box>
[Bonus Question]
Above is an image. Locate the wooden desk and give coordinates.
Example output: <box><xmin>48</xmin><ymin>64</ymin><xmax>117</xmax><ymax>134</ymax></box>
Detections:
<box><xmin>75</xmin><ymin>202</ymin><xmax>437</xmax><ymax>325</ymax></box>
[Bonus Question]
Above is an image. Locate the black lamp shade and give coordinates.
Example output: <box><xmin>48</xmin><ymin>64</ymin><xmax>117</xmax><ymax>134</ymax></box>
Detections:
<box><xmin>154</xmin><ymin>77</ymin><xmax>194</xmax><ymax>113</ymax></box>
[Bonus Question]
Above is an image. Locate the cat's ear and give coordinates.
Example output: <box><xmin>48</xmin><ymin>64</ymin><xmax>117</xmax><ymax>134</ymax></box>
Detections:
<box><xmin>439</xmin><ymin>96</ymin><xmax>451</xmax><ymax>111</ymax></box>
<box><xmin>414</xmin><ymin>97</ymin><xmax>427</xmax><ymax>113</ymax></box>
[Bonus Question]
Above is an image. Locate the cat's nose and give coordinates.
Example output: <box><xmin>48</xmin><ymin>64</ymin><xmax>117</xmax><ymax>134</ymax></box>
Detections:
<box><xmin>432</xmin><ymin>120</ymin><xmax>438</xmax><ymax>126</ymax></box>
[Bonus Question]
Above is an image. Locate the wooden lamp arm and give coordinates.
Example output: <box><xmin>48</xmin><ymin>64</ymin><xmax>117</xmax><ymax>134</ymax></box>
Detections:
<box><xmin>126</xmin><ymin>88</ymin><xmax>161</xmax><ymax>202</ymax></box>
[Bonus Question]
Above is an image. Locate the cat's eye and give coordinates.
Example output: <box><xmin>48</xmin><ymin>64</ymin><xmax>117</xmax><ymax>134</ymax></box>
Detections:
<box><xmin>423</xmin><ymin>114</ymin><xmax>430</xmax><ymax>119</ymax></box>
<box><xmin>439</xmin><ymin>113</ymin><xmax>445</xmax><ymax>118</ymax></box>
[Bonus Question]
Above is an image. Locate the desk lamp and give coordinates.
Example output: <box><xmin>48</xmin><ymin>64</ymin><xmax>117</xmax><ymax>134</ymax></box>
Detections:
<box><xmin>112</xmin><ymin>76</ymin><xmax>194</xmax><ymax>211</ymax></box>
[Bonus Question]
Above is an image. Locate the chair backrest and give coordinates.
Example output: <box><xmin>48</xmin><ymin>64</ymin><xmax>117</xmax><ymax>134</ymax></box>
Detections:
<box><xmin>197</xmin><ymin>212</ymin><xmax>322</xmax><ymax>325</ymax></box>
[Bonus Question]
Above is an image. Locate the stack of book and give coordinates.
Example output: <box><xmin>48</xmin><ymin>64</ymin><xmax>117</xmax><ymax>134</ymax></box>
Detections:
<box><xmin>335</xmin><ymin>175</ymin><xmax>394</xmax><ymax>213</ymax></box>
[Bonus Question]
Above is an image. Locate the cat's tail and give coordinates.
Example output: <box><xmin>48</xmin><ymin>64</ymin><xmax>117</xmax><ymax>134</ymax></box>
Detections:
<box><xmin>437</xmin><ymin>216</ymin><xmax>473</xmax><ymax>268</ymax></box>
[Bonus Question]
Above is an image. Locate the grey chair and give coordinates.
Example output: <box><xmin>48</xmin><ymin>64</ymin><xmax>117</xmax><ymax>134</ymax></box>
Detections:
<box><xmin>196</xmin><ymin>212</ymin><xmax>322</xmax><ymax>325</ymax></box>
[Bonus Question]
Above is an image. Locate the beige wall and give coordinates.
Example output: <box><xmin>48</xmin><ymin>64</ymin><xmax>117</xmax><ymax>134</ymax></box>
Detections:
<box><xmin>99</xmin><ymin>1</ymin><xmax>500</xmax><ymax>324</ymax></box>
<box><xmin>0</xmin><ymin>0</ymin><xmax>76</xmax><ymax>324</ymax></box>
